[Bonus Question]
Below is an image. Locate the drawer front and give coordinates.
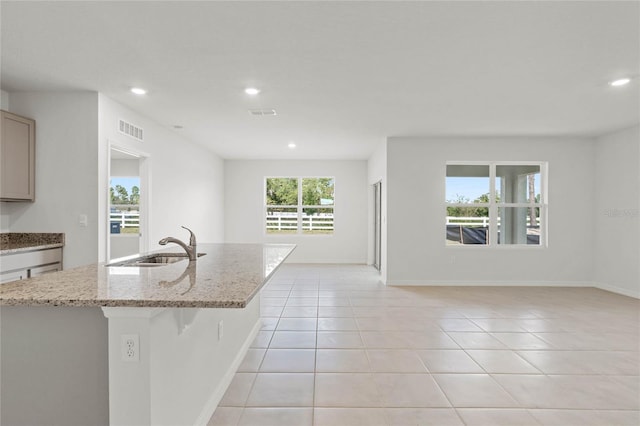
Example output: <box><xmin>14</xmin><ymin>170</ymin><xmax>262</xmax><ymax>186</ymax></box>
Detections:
<box><xmin>0</xmin><ymin>248</ymin><xmax>62</xmax><ymax>272</ymax></box>
<box><xmin>30</xmin><ymin>263</ymin><xmax>61</xmax><ymax>277</ymax></box>
<box><xmin>1</xmin><ymin>269</ymin><xmax>28</xmax><ymax>284</ymax></box>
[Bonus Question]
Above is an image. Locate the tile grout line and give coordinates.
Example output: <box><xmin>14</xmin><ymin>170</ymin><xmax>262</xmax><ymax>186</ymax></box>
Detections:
<box><xmin>215</xmin><ymin>266</ymin><xmax>640</xmax><ymax>425</ymax></box>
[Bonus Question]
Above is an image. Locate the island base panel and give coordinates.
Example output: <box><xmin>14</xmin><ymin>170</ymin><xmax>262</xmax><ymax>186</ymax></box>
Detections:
<box><xmin>103</xmin><ymin>295</ymin><xmax>261</xmax><ymax>426</ymax></box>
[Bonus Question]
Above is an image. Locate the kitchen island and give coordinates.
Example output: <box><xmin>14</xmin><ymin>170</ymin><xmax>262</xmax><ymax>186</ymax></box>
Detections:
<box><xmin>0</xmin><ymin>243</ymin><xmax>295</xmax><ymax>426</ymax></box>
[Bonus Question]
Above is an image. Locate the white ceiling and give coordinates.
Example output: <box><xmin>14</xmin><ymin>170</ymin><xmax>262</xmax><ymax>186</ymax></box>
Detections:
<box><xmin>1</xmin><ymin>1</ymin><xmax>638</xmax><ymax>160</ymax></box>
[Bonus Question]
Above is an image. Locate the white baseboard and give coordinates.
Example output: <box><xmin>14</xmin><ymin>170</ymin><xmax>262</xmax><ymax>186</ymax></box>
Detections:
<box><xmin>388</xmin><ymin>280</ymin><xmax>594</xmax><ymax>287</ymax></box>
<box><xmin>194</xmin><ymin>318</ymin><xmax>261</xmax><ymax>426</ymax></box>
<box><xmin>287</xmin><ymin>259</ymin><xmax>368</xmax><ymax>264</ymax></box>
<box><xmin>595</xmin><ymin>282</ymin><xmax>640</xmax><ymax>299</ymax></box>
<box><xmin>386</xmin><ymin>279</ymin><xmax>640</xmax><ymax>299</ymax></box>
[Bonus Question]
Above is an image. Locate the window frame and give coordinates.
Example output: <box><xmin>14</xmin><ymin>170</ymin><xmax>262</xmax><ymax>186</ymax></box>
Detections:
<box><xmin>445</xmin><ymin>161</ymin><xmax>548</xmax><ymax>248</ymax></box>
<box><xmin>265</xmin><ymin>176</ymin><xmax>335</xmax><ymax>236</ymax></box>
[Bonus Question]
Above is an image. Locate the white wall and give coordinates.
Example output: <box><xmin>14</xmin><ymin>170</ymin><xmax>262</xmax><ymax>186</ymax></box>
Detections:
<box><xmin>386</xmin><ymin>136</ymin><xmax>595</xmax><ymax>285</ymax></box>
<box><xmin>0</xmin><ymin>208</ymin><xmax>8</xmax><ymax>232</ymax></box>
<box><xmin>98</xmin><ymin>94</ymin><xmax>225</xmax><ymax>262</ymax></box>
<box><xmin>1</xmin><ymin>92</ymin><xmax>224</xmax><ymax>266</ymax></box>
<box><xmin>2</xmin><ymin>92</ymin><xmax>100</xmax><ymax>268</ymax></box>
<box><xmin>110</xmin><ymin>235</ymin><xmax>139</xmax><ymax>260</ymax></box>
<box><xmin>225</xmin><ymin>160</ymin><xmax>368</xmax><ymax>263</ymax></box>
<box><xmin>111</xmin><ymin>158</ymin><xmax>139</xmax><ymax>177</ymax></box>
<box><xmin>367</xmin><ymin>140</ymin><xmax>387</xmax><ymax>282</ymax></box>
<box><xmin>1</xmin><ymin>306</ymin><xmax>109</xmax><ymax>426</ymax></box>
<box><xmin>594</xmin><ymin>125</ymin><xmax>640</xmax><ymax>298</ymax></box>
<box><xmin>0</xmin><ymin>90</ymin><xmax>9</xmax><ymax>110</ymax></box>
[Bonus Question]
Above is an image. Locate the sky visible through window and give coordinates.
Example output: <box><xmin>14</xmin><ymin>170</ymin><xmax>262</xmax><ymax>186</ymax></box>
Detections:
<box><xmin>110</xmin><ymin>177</ymin><xmax>139</xmax><ymax>194</ymax></box>
<box><xmin>446</xmin><ymin>177</ymin><xmax>541</xmax><ymax>202</ymax></box>
<box><xmin>446</xmin><ymin>177</ymin><xmax>489</xmax><ymax>202</ymax></box>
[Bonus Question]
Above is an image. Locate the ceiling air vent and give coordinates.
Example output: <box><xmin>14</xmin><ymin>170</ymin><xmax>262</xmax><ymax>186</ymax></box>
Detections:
<box><xmin>118</xmin><ymin>119</ymin><xmax>144</xmax><ymax>142</ymax></box>
<box><xmin>248</xmin><ymin>108</ymin><xmax>277</xmax><ymax>117</ymax></box>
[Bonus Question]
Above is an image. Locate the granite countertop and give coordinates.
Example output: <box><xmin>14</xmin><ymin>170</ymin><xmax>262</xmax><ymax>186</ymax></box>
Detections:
<box><xmin>0</xmin><ymin>243</ymin><xmax>295</xmax><ymax>309</ymax></box>
<box><xmin>0</xmin><ymin>233</ymin><xmax>65</xmax><ymax>254</ymax></box>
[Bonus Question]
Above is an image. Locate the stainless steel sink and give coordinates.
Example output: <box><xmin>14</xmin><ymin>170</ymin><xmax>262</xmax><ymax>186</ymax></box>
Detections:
<box><xmin>106</xmin><ymin>252</ymin><xmax>205</xmax><ymax>267</ymax></box>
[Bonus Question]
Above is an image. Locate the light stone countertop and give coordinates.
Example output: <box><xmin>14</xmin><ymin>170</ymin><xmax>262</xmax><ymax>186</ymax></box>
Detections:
<box><xmin>0</xmin><ymin>232</ymin><xmax>65</xmax><ymax>254</ymax></box>
<box><xmin>0</xmin><ymin>242</ymin><xmax>65</xmax><ymax>254</ymax></box>
<box><xmin>0</xmin><ymin>243</ymin><xmax>295</xmax><ymax>308</ymax></box>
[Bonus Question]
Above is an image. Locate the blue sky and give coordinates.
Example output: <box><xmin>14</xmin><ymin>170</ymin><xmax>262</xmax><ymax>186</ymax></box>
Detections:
<box><xmin>110</xmin><ymin>177</ymin><xmax>140</xmax><ymax>193</ymax></box>
<box><xmin>446</xmin><ymin>177</ymin><xmax>490</xmax><ymax>202</ymax></box>
<box><xmin>446</xmin><ymin>176</ymin><xmax>541</xmax><ymax>202</ymax></box>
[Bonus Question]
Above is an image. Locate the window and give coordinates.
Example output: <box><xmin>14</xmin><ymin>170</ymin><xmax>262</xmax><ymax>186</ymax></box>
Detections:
<box><xmin>266</xmin><ymin>177</ymin><xmax>335</xmax><ymax>235</ymax></box>
<box><xmin>446</xmin><ymin>162</ymin><xmax>546</xmax><ymax>246</ymax></box>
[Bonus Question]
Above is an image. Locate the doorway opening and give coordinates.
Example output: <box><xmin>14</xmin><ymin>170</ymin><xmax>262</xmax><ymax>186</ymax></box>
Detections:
<box><xmin>373</xmin><ymin>181</ymin><xmax>382</xmax><ymax>271</ymax></box>
<box><xmin>107</xmin><ymin>146</ymin><xmax>149</xmax><ymax>261</ymax></box>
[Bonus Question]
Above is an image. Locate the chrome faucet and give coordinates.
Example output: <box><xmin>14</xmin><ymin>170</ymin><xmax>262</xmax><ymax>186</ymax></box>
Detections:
<box><xmin>159</xmin><ymin>226</ymin><xmax>197</xmax><ymax>261</ymax></box>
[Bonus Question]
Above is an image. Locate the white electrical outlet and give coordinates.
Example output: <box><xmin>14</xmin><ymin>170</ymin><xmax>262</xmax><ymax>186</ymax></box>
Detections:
<box><xmin>121</xmin><ymin>334</ymin><xmax>139</xmax><ymax>362</ymax></box>
<box><xmin>218</xmin><ymin>320</ymin><xmax>224</xmax><ymax>341</ymax></box>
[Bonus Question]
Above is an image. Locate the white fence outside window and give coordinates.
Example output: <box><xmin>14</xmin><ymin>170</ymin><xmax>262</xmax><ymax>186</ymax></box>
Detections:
<box><xmin>110</xmin><ymin>209</ymin><xmax>140</xmax><ymax>229</ymax></box>
<box><xmin>267</xmin><ymin>212</ymin><xmax>334</xmax><ymax>231</ymax></box>
<box><xmin>446</xmin><ymin>216</ymin><xmax>540</xmax><ymax>227</ymax></box>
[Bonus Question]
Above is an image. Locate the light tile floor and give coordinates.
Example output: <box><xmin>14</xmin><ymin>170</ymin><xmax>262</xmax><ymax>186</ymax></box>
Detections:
<box><xmin>209</xmin><ymin>264</ymin><xmax>640</xmax><ymax>426</ymax></box>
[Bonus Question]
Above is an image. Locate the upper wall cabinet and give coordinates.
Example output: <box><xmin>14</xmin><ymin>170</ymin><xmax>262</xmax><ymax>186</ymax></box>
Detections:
<box><xmin>1</xmin><ymin>110</ymin><xmax>35</xmax><ymax>201</ymax></box>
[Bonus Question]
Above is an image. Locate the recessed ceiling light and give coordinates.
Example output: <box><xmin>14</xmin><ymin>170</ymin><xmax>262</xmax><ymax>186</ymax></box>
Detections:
<box><xmin>130</xmin><ymin>87</ymin><xmax>147</xmax><ymax>95</ymax></box>
<box><xmin>245</xmin><ymin>87</ymin><xmax>260</xmax><ymax>95</ymax></box>
<box><xmin>288</xmin><ymin>142</ymin><xmax>296</xmax><ymax>149</ymax></box>
<box><xmin>609</xmin><ymin>78</ymin><xmax>631</xmax><ymax>87</ymax></box>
